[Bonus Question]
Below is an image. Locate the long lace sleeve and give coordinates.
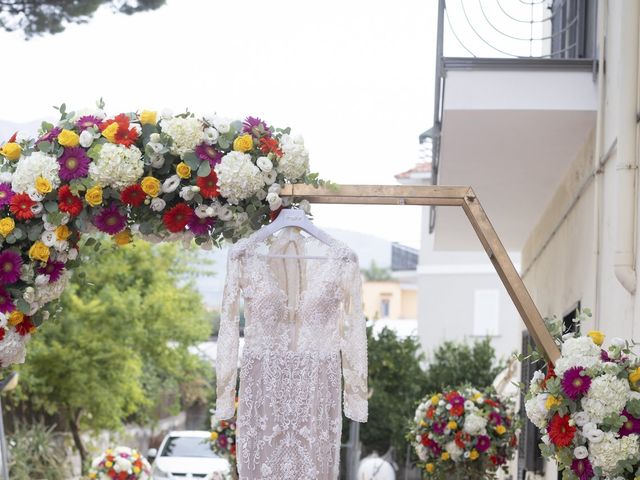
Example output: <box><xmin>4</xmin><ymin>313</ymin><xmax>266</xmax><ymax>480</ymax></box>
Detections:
<box><xmin>340</xmin><ymin>257</ymin><xmax>368</xmax><ymax>422</ymax></box>
<box><xmin>215</xmin><ymin>250</ymin><xmax>242</xmax><ymax>420</ymax></box>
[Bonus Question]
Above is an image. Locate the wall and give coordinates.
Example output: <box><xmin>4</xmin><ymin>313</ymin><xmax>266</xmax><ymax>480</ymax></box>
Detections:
<box><xmin>520</xmin><ymin>3</ymin><xmax>640</xmax><ymax>478</ymax></box>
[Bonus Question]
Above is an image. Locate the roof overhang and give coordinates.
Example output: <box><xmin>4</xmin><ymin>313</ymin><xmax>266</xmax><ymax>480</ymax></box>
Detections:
<box><xmin>433</xmin><ymin>58</ymin><xmax>597</xmax><ymax>251</ymax></box>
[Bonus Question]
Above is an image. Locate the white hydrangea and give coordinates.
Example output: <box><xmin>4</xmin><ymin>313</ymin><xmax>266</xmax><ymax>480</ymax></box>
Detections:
<box><xmin>463</xmin><ymin>412</ymin><xmax>487</xmax><ymax>435</ymax></box>
<box><xmin>11</xmin><ymin>151</ymin><xmax>60</xmax><ymax>194</ymax></box>
<box><xmin>555</xmin><ymin>336</ymin><xmax>603</xmax><ymax>376</ymax></box>
<box><xmin>160</xmin><ymin>116</ymin><xmax>203</xmax><ymax>157</ymax></box>
<box><xmin>445</xmin><ymin>441</ymin><xmax>463</xmax><ymax>461</ymax></box>
<box><xmin>89</xmin><ymin>143</ymin><xmax>143</xmax><ymax>190</ymax></box>
<box><xmin>35</xmin><ymin>270</ymin><xmax>72</xmax><ymax>306</ymax></box>
<box><xmin>215</xmin><ymin>151</ymin><xmax>264</xmax><ymax>204</ymax></box>
<box><xmin>581</xmin><ymin>374</ymin><xmax>630</xmax><ymax>423</ymax></box>
<box><xmin>277</xmin><ymin>134</ymin><xmax>309</xmax><ymax>180</ymax></box>
<box><xmin>0</xmin><ymin>329</ymin><xmax>29</xmax><ymax>366</ymax></box>
<box><xmin>525</xmin><ymin>394</ymin><xmax>549</xmax><ymax>429</ymax></box>
<box><xmin>589</xmin><ymin>432</ymin><xmax>639</xmax><ymax>476</ymax></box>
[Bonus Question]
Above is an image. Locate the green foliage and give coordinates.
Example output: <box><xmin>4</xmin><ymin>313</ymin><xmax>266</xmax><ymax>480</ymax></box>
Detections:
<box><xmin>10</xmin><ymin>240</ymin><xmax>212</xmax><ymax>468</ymax></box>
<box><xmin>359</xmin><ymin>326</ymin><xmax>428</xmax><ymax>460</ymax></box>
<box><xmin>0</xmin><ymin>0</ymin><xmax>167</xmax><ymax>38</ymax></box>
<box><xmin>361</xmin><ymin>260</ymin><xmax>392</xmax><ymax>282</ymax></box>
<box><xmin>422</xmin><ymin>337</ymin><xmax>506</xmax><ymax>393</ymax></box>
<box><xmin>8</xmin><ymin>421</ymin><xmax>69</xmax><ymax>480</ymax></box>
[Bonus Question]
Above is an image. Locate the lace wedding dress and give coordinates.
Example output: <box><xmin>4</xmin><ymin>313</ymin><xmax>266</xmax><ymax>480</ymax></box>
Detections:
<box><xmin>215</xmin><ymin>228</ymin><xmax>368</xmax><ymax>480</ymax></box>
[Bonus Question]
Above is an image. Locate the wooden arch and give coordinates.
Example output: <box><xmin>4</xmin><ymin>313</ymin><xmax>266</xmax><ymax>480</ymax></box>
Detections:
<box><xmin>281</xmin><ymin>184</ymin><xmax>560</xmax><ymax>362</ymax></box>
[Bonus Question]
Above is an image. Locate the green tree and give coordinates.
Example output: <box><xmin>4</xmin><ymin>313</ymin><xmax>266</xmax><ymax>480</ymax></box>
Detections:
<box><xmin>361</xmin><ymin>260</ymin><xmax>392</xmax><ymax>281</ymax></box>
<box><xmin>10</xmin><ymin>240</ymin><xmax>211</xmax><ymax>472</ymax></box>
<box><xmin>422</xmin><ymin>337</ymin><xmax>506</xmax><ymax>393</ymax></box>
<box><xmin>0</xmin><ymin>0</ymin><xmax>166</xmax><ymax>38</ymax></box>
<box><xmin>358</xmin><ymin>326</ymin><xmax>428</xmax><ymax>460</ymax></box>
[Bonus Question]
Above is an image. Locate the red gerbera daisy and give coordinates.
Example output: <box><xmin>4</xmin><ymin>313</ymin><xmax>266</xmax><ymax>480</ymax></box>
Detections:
<box><xmin>0</xmin><ymin>327</ymin><xmax>5</xmax><ymax>342</ymax></box>
<box><xmin>100</xmin><ymin>113</ymin><xmax>139</xmax><ymax>147</ymax></box>
<box><xmin>58</xmin><ymin>185</ymin><xmax>83</xmax><ymax>217</ymax></box>
<box><xmin>259</xmin><ymin>136</ymin><xmax>283</xmax><ymax>156</ymax></box>
<box><xmin>9</xmin><ymin>193</ymin><xmax>35</xmax><ymax>220</ymax></box>
<box><xmin>547</xmin><ymin>413</ymin><xmax>576</xmax><ymax>447</ymax></box>
<box><xmin>15</xmin><ymin>317</ymin><xmax>35</xmax><ymax>336</ymax></box>
<box><xmin>162</xmin><ymin>203</ymin><xmax>193</xmax><ymax>233</ymax></box>
<box><xmin>196</xmin><ymin>172</ymin><xmax>220</xmax><ymax>199</ymax></box>
<box><xmin>120</xmin><ymin>184</ymin><xmax>146</xmax><ymax>207</ymax></box>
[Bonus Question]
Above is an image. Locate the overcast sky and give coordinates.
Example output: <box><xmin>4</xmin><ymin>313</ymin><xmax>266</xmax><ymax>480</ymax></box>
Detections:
<box><xmin>0</xmin><ymin>0</ymin><xmax>546</xmax><ymax>248</ymax></box>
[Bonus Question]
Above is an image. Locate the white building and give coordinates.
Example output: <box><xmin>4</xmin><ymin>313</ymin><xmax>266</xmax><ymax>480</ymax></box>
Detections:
<box><xmin>421</xmin><ymin>1</ymin><xmax>607</xmax><ymax>478</ymax></box>
<box><xmin>395</xmin><ymin>162</ymin><xmax>521</xmax><ymax>363</ymax></box>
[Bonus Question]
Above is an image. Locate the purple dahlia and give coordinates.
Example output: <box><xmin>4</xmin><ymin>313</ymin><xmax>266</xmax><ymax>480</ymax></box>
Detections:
<box><xmin>58</xmin><ymin>147</ymin><xmax>91</xmax><ymax>181</ymax></box>
<box><xmin>188</xmin><ymin>215</ymin><xmax>214</xmax><ymax>236</ymax></box>
<box><xmin>0</xmin><ymin>250</ymin><xmax>22</xmax><ymax>284</ymax></box>
<box><xmin>0</xmin><ymin>183</ymin><xmax>14</xmax><ymax>208</ymax></box>
<box><xmin>75</xmin><ymin>115</ymin><xmax>101</xmax><ymax>132</ymax></box>
<box><xmin>561</xmin><ymin>366</ymin><xmax>591</xmax><ymax>400</ymax></box>
<box><xmin>242</xmin><ymin>116</ymin><xmax>270</xmax><ymax>136</ymax></box>
<box><xmin>475</xmin><ymin>435</ymin><xmax>491</xmax><ymax>453</ymax></box>
<box><xmin>195</xmin><ymin>143</ymin><xmax>223</xmax><ymax>167</ymax></box>
<box><xmin>37</xmin><ymin>260</ymin><xmax>65</xmax><ymax>283</ymax></box>
<box><xmin>571</xmin><ymin>457</ymin><xmax>594</xmax><ymax>480</ymax></box>
<box><xmin>94</xmin><ymin>204</ymin><xmax>127</xmax><ymax>235</ymax></box>
<box><xmin>619</xmin><ymin>409</ymin><xmax>640</xmax><ymax>436</ymax></box>
<box><xmin>36</xmin><ymin>127</ymin><xmax>61</xmax><ymax>144</ymax></box>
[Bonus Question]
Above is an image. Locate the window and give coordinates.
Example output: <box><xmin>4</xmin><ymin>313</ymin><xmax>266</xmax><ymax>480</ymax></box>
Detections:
<box><xmin>380</xmin><ymin>298</ymin><xmax>390</xmax><ymax>318</ymax></box>
<box><xmin>473</xmin><ymin>289</ymin><xmax>500</xmax><ymax>336</ymax></box>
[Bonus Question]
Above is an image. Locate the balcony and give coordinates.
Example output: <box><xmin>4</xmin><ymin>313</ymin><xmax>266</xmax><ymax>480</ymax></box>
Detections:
<box><xmin>426</xmin><ymin>0</ymin><xmax>597</xmax><ymax>251</ymax></box>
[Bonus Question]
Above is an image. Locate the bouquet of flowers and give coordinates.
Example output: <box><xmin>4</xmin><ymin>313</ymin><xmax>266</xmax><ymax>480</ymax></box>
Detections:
<box><xmin>525</xmin><ymin>310</ymin><xmax>640</xmax><ymax>479</ymax></box>
<box><xmin>409</xmin><ymin>386</ymin><xmax>517</xmax><ymax>479</ymax></box>
<box><xmin>210</xmin><ymin>407</ymin><xmax>237</xmax><ymax>480</ymax></box>
<box><xmin>88</xmin><ymin>446</ymin><xmax>151</xmax><ymax>480</ymax></box>
<box><xmin>0</xmin><ymin>101</ymin><xmax>327</xmax><ymax>367</ymax></box>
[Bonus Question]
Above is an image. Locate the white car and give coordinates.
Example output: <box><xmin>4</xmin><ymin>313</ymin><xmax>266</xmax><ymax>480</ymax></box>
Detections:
<box><xmin>149</xmin><ymin>430</ymin><xmax>230</xmax><ymax>479</ymax></box>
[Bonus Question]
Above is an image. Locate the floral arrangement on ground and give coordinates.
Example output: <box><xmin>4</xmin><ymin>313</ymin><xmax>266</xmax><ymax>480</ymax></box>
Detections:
<box><xmin>408</xmin><ymin>386</ymin><xmax>518</xmax><ymax>479</ymax></box>
<box><xmin>0</xmin><ymin>101</ymin><xmax>328</xmax><ymax>368</ymax></box>
<box><xmin>525</xmin><ymin>310</ymin><xmax>640</xmax><ymax>480</ymax></box>
<box><xmin>88</xmin><ymin>446</ymin><xmax>151</xmax><ymax>480</ymax></box>
<box><xmin>210</xmin><ymin>402</ymin><xmax>237</xmax><ymax>479</ymax></box>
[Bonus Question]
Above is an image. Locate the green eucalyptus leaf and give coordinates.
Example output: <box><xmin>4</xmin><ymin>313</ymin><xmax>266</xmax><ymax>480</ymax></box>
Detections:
<box><xmin>197</xmin><ymin>161</ymin><xmax>211</xmax><ymax>177</ymax></box>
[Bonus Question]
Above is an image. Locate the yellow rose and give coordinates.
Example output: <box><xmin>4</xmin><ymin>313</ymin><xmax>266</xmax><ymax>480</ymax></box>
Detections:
<box><xmin>55</xmin><ymin>225</ymin><xmax>72</xmax><ymax>241</ymax></box>
<box><xmin>233</xmin><ymin>134</ymin><xmax>254</xmax><ymax>152</ymax></box>
<box><xmin>102</xmin><ymin>122</ymin><xmax>118</xmax><ymax>143</ymax></box>
<box><xmin>105</xmin><ymin>461</ymin><xmax>113</xmax><ymax>468</ymax></box>
<box><xmin>8</xmin><ymin>311</ymin><xmax>24</xmax><ymax>326</ymax></box>
<box><xmin>133</xmin><ymin>466</ymin><xmax>141</xmax><ymax>474</ymax></box>
<box><xmin>35</xmin><ymin>176</ymin><xmax>52</xmax><ymax>194</ymax></box>
<box><xmin>425</xmin><ymin>463</ymin><xmax>434</xmax><ymax>474</ymax></box>
<box><xmin>0</xmin><ymin>142</ymin><xmax>21</xmax><ymax>161</ymax></box>
<box><xmin>210</xmin><ymin>431</ymin><xmax>219</xmax><ymax>441</ymax></box>
<box><xmin>419</xmin><ymin>420</ymin><xmax>427</xmax><ymax>427</ymax></box>
<box><xmin>141</xmin><ymin>176</ymin><xmax>161</xmax><ymax>197</ymax></box>
<box><xmin>139</xmin><ymin>110</ymin><xmax>157</xmax><ymax>125</ymax></box>
<box><xmin>113</xmin><ymin>229</ymin><xmax>132</xmax><ymax>246</ymax></box>
<box><xmin>587</xmin><ymin>330</ymin><xmax>605</xmax><ymax>346</ymax></box>
<box><xmin>0</xmin><ymin>217</ymin><xmax>15</xmax><ymax>237</ymax></box>
<box><xmin>176</xmin><ymin>162</ymin><xmax>191</xmax><ymax>179</ymax></box>
<box><xmin>85</xmin><ymin>185</ymin><xmax>103</xmax><ymax>207</ymax></box>
<box><xmin>430</xmin><ymin>394</ymin><xmax>440</xmax><ymax>406</ymax></box>
<box><xmin>469</xmin><ymin>449</ymin><xmax>479</xmax><ymax>461</ymax></box>
<box><xmin>441</xmin><ymin>452</ymin><xmax>450</xmax><ymax>461</ymax></box>
<box><xmin>447</xmin><ymin>421</ymin><xmax>457</xmax><ymax>430</ymax></box>
<box><xmin>57</xmin><ymin>129</ymin><xmax>80</xmax><ymax>147</ymax></box>
<box><xmin>545</xmin><ymin>395</ymin><xmax>561</xmax><ymax>410</ymax></box>
<box><xmin>629</xmin><ymin>367</ymin><xmax>640</xmax><ymax>391</ymax></box>
<box><xmin>29</xmin><ymin>241</ymin><xmax>50</xmax><ymax>263</ymax></box>
<box><xmin>495</xmin><ymin>425</ymin><xmax>507</xmax><ymax>435</ymax></box>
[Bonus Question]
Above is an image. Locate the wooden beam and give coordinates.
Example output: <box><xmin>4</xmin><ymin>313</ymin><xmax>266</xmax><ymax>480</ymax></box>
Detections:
<box><xmin>280</xmin><ymin>183</ymin><xmax>561</xmax><ymax>362</ymax></box>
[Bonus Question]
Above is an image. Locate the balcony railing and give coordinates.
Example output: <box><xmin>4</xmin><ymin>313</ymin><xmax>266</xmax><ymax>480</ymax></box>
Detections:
<box><xmin>423</xmin><ymin>0</ymin><xmax>597</xmax><ymax>232</ymax></box>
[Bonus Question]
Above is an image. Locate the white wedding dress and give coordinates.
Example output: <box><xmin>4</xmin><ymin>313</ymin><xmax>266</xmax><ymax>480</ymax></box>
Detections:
<box><xmin>215</xmin><ymin>228</ymin><xmax>368</xmax><ymax>480</ymax></box>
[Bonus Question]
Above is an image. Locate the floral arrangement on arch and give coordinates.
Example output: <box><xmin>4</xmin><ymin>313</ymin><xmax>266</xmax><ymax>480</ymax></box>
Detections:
<box><xmin>524</xmin><ymin>310</ymin><xmax>640</xmax><ymax>480</ymax></box>
<box><xmin>408</xmin><ymin>386</ymin><xmax>518</xmax><ymax>479</ymax></box>
<box><xmin>88</xmin><ymin>446</ymin><xmax>151</xmax><ymax>480</ymax></box>
<box><xmin>0</xmin><ymin>102</ymin><xmax>326</xmax><ymax>367</ymax></box>
<box><xmin>210</xmin><ymin>402</ymin><xmax>237</xmax><ymax>479</ymax></box>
